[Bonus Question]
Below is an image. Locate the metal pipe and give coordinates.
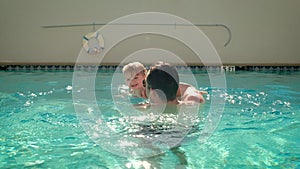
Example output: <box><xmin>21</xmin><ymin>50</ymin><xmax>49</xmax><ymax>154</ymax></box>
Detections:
<box><xmin>41</xmin><ymin>22</ymin><xmax>231</xmax><ymax>46</ymax></box>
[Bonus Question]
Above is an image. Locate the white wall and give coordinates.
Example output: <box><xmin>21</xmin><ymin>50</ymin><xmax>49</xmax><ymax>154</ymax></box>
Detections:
<box><xmin>0</xmin><ymin>0</ymin><xmax>299</xmax><ymax>65</ymax></box>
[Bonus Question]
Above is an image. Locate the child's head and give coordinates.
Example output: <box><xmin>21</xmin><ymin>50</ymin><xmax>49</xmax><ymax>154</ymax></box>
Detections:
<box><xmin>122</xmin><ymin>62</ymin><xmax>146</xmax><ymax>89</ymax></box>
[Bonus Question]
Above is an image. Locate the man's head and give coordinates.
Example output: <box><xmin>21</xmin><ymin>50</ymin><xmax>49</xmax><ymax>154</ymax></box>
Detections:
<box><xmin>146</xmin><ymin>62</ymin><xmax>179</xmax><ymax>102</ymax></box>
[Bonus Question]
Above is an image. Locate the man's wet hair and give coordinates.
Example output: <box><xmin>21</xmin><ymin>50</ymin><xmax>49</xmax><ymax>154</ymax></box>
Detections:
<box><xmin>146</xmin><ymin>62</ymin><xmax>179</xmax><ymax>101</ymax></box>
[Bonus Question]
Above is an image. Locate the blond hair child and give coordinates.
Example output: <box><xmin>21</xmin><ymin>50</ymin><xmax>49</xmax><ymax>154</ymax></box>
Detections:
<box><xmin>122</xmin><ymin>62</ymin><xmax>148</xmax><ymax>98</ymax></box>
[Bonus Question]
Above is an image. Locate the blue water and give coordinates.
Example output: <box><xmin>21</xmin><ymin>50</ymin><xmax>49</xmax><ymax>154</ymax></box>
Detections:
<box><xmin>0</xmin><ymin>70</ymin><xmax>299</xmax><ymax>168</ymax></box>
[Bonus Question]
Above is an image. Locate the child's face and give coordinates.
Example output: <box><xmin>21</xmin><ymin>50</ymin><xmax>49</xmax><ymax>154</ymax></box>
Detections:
<box><xmin>129</xmin><ymin>72</ymin><xmax>145</xmax><ymax>89</ymax></box>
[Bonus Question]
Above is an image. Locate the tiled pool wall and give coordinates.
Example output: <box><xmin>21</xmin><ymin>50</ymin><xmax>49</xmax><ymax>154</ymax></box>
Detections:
<box><xmin>1</xmin><ymin>65</ymin><xmax>300</xmax><ymax>72</ymax></box>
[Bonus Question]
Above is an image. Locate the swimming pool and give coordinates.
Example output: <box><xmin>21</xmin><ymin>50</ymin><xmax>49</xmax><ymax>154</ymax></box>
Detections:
<box><xmin>0</xmin><ymin>67</ymin><xmax>299</xmax><ymax>168</ymax></box>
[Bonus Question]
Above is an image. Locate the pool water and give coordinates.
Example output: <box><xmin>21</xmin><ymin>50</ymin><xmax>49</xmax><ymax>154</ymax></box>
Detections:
<box><xmin>0</xmin><ymin>70</ymin><xmax>299</xmax><ymax>168</ymax></box>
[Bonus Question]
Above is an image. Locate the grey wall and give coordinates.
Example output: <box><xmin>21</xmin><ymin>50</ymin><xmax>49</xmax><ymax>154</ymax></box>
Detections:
<box><xmin>0</xmin><ymin>0</ymin><xmax>299</xmax><ymax>65</ymax></box>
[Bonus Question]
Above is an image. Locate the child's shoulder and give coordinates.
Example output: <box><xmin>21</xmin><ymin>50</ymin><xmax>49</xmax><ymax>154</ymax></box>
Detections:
<box><xmin>130</xmin><ymin>88</ymin><xmax>143</xmax><ymax>97</ymax></box>
<box><xmin>130</xmin><ymin>88</ymin><xmax>148</xmax><ymax>98</ymax></box>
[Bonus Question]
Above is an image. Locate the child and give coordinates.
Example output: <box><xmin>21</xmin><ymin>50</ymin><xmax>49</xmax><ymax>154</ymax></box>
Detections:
<box><xmin>122</xmin><ymin>62</ymin><xmax>148</xmax><ymax>98</ymax></box>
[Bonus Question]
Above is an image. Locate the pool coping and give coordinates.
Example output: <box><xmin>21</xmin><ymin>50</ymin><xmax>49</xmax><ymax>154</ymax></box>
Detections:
<box><xmin>1</xmin><ymin>64</ymin><xmax>300</xmax><ymax>72</ymax></box>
